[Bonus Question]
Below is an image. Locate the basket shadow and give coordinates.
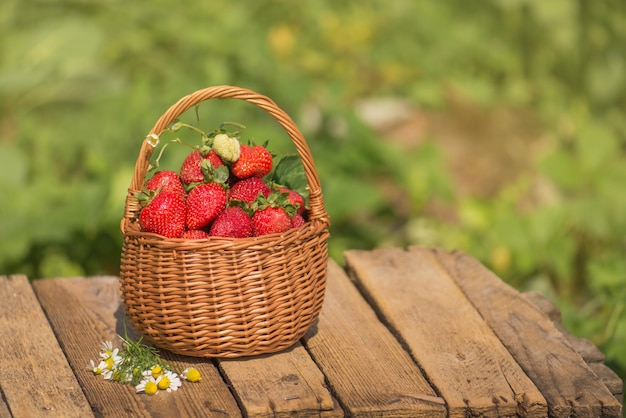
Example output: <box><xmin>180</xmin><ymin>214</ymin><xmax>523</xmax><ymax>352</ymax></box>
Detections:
<box><xmin>113</xmin><ymin>303</ymin><xmax>143</xmax><ymax>341</ymax></box>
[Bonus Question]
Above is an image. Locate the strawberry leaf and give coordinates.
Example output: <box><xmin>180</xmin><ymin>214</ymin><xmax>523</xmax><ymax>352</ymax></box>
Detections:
<box><xmin>268</xmin><ymin>155</ymin><xmax>308</xmax><ymax>201</ymax></box>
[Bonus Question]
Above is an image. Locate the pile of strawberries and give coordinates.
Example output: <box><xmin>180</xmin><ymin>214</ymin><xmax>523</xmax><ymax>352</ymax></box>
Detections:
<box><xmin>137</xmin><ymin>127</ymin><xmax>306</xmax><ymax>239</ymax></box>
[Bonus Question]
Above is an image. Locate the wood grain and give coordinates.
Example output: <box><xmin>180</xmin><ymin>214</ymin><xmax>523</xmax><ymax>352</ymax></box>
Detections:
<box><xmin>524</xmin><ymin>290</ymin><xmax>623</xmax><ymax>402</ymax></box>
<box><xmin>32</xmin><ymin>276</ymin><xmax>242</xmax><ymax>418</ymax></box>
<box><xmin>0</xmin><ymin>275</ymin><xmax>93</xmax><ymax>418</ymax></box>
<box><xmin>302</xmin><ymin>259</ymin><xmax>446</xmax><ymax>417</ymax></box>
<box><xmin>431</xmin><ymin>247</ymin><xmax>623</xmax><ymax>418</ymax></box>
<box><xmin>344</xmin><ymin>248</ymin><xmax>547</xmax><ymax>418</ymax></box>
<box><xmin>5</xmin><ymin>247</ymin><xmax>622</xmax><ymax>418</ymax></box>
<box><xmin>218</xmin><ymin>342</ymin><xmax>340</xmax><ymax>417</ymax></box>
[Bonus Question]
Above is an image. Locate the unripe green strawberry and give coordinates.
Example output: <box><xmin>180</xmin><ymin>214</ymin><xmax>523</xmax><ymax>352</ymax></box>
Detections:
<box><xmin>186</xmin><ymin>183</ymin><xmax>227</xmax><ymax>230</ymax></box>
<box><xmin>139</xmin><ymin>191</ymin><xmax>186</xmax><ymax>238</ymax></box>
<box><xmin>231</xmin><ymin>144</ymin><xmax>273</xmax><ymax>179</ymax></box>
<box><xmin>229</xmin><ymin>177</ymin><xmax>271</xmax><ymax>206</ymax></box>
<box><xmin>212</xmin><ymin>133</ymin><xmax>241</xmax><ymax>163</ymax></box>
<box><xmin>180</xmin><ymin>149</ymin><xmax>224</xmax><ymax>185</ymax></box>
<box><xmin>208</xmin><ymin>206</ymin><xmax>253</xmax><ymax>238</ymax></box>
<box><xmin>145</xmin><ymin>170</ymin><xmax>186</xmax><ymax>198</ymax></box>
<box><xmin>252</xmin><ymin>206</ymin><xmax>291</xmax><ymax>236</ymax></box>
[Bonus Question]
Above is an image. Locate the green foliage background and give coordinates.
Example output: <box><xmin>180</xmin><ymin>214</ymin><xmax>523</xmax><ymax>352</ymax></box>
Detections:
<box><xmin>1</xmin><ymin>0</ymin><xmax>625</xmax><ymax>382</ymax></box>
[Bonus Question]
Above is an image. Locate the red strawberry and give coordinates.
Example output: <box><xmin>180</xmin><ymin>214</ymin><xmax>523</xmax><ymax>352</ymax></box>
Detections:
<box><xmin>182</xmin><ymin>229</ymin><xmax>210</xmax><ymax>240</ymax></box>
<box><xmin>180</xmin><ymin>149</ymin><xmax>224</xmax><ymax>185</ymax></box>
<box><xmin>139</xmin><ymin>191</ymin><xmax>186</xmax><ymax>238</ymax></box>
<box><xmin>278</xmin><ymin>187</ymin><xmax>305</xmax><ymax>215</ymax></box>
<box><xmin>290</xmin><ymin>214</ymin><xmax>306</xmax><ymax>228</ymax></box>
<box><xmin>185</xmin><ymin>183</ymin><xmax>227</xmax><ymax>230</ymax></box>
<box><xmin>208</xmin><ymin>206</ymin><xmax>253</xmax><ymax>238</ymax></box>
<box><xmin>145</xmin><ymin>170</ymin><xmax>186</xmax><ymax>198</ymax></box>
<box><xmin>252</xmin><ymin>206</ymin><xmax>291</xmax><ymax>236</ymax></box>
<box><xmin>229</xmin><ymin>177</ymin><xmax>271</xmax><ymax>206</ymax></box>
<box><xmin>231</xmin><ymin>144</ymin><xmax>273</xmax><ymax>179</ymax></box>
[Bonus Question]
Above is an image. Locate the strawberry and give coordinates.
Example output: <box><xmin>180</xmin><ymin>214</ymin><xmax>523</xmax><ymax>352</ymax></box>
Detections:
<box><xmin>278</xmin><ymin>187</ymin><xmax>306</xmax><ymax>215</ymax></box>
<box><xmin>231</xmin><ymin>144</ymin><xmax>273</xmax><ymax>179</ymax></box>
<box><xmin>229</xmin><ymin>177</ymin><xmax>271</xmax><ymax>206</ymax></box>
<box><xmin>208</xmin><ymin>206</ymin><xmax>253</xmax><ymax>238</ymax></box>
<box><xmin>290</xmin><ymin>214</ymin><xmax>306</xmax><ymax>228</ymax></box>
<box><xmin>139</xmin><ymin>191</ymin><xmax>186</xmax><ymax>238</ymax></box>
<box><xmin>182</xmin><ymin>229</ymin><xmax>210</xmax><ymax>240</ymax></box>
<box><xmin>252</xmin><ymin>206</ymin><xmax>291</xmax><ymax>236</ymax></box>
<box><xmin>180</xmin><ymin>149</ymin><xmax>224</xmax><ymax>185</ymax></box>
<box><xmin>211</xmin><ymin>133</ymin><xmax>241</xmax><ymax>163</ymax></box>
<box><xmin>185</xmin><ymin>183</ymin><xmax>227</xmax><ymax>230</ymax></box>
<box><xmin>145</xmin><ymin>170</ymin><xmax>186</xmax><ymax>198</ymax></box>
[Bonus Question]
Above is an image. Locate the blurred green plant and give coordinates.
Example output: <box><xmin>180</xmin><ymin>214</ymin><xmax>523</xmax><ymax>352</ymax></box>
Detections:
<box><xmin>1</xmin><ymin>0</ymin><xmax>624</xmax><ymax>381</ymax></box>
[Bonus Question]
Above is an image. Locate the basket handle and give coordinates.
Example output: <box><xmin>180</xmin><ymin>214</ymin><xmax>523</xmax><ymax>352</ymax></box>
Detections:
<box><xmin>125</xmin><ymin>85</ymin><xmax>328</xmax><ymax>228</ymax></box>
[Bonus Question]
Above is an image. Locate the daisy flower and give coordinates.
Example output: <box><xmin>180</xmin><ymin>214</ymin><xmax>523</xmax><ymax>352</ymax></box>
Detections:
<box><xmin>99</xmin><ymin>342</ymin><xmax>122</xmax><ymax>371</ymax></box>
<box><xmin>90</xmin><ymin>334</ymin><xmax>185</xmax><ymax>394</ymax></box>
<box><xmin>99</xmin><ymin>341</ymin><xmax>115</xmax><ymax>356</ymax></box>
<box><xmin>136</xmin><ymin>376</ymin><xmax>159</xmax><ymax>396</ymax></box>
<box><xmin>87</xmin><ymin>359</ymin><xmax>107</xmax><ymax>375</ymax></box>
<box><xmin>156</xmin><ymin>371</ymin><xmax>182</xmax><ymax>393</ymax></box>
<box><xmin>113</xmin><ymin>369</ymin><xmax>133</xmax><ymax>383</ymax></box>
<box><xmin>143</xmin><ymin>365</ymin><xmax>164</xmax><ymax>379</ymax></box>
<box><xmin>102</xmin><ymin>368</ymin><xmax>114</xmax><ymax>381</ymax></box>
<box><xmin>182</xmin><ymin>367</ymin><xmax>202</xmax><ymax>383</ymax></box>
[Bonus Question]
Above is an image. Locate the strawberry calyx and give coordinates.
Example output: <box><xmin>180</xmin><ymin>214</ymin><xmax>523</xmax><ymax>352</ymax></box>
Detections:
<box><xmin>201</xmin><ymin>159</ymin><xmax>229</xmax><ymax>184</ymax></box>
<box><xmin>266</xmin><ymin>181</ymin><xmax>307</xmax><ymax>215</ymax></box>
<box><xmin>250</xmin><ymin>190</ymin><xmax>297</xmax><ymax>218</ymax></box>
<box><xmin>135</xmin><ymin>187</ymin><xmax>159</xmax><ymax>208</ymax></box>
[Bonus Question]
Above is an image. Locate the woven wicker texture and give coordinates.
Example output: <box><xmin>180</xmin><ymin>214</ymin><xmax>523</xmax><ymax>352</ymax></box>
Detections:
<box><xmin>119</xmin><ymin>86</ymin><xmax>330</xmax><ymax>358</ymax></box>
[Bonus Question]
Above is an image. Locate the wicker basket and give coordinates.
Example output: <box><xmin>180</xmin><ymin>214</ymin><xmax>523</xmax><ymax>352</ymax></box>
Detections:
<box><xmin>119</xmin><ymin>86</ymin><xmax>330</xmax><ymax>358</ymax></box>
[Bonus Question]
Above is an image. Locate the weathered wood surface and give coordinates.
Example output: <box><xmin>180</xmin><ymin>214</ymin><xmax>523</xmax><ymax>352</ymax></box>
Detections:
<box><xmin>32</xmin><ymin>276</ymin><xmax>242</xmax><ymax>418</ymax></box>
<box><xmin>302</xmin><ymin>260</ymin><xmax>447</xmax><ymax>417</ymax></box>
<box><xmin>431</xmin><ymin>247</ymin><xmax>623</xmax><ymax>418</ymax></box>
<box><xmin>0</xmin><ymin>275</ymin><xmax>92</xmax><ymax>418</ymax></box>
<box><xmin>344</xmin><ymin>248</ymin><xmax>547</xmax><ymax>418</ymax></box>
<box><xmin>218</xmin><ymin>343</ymin><xmax>339</xmax><ymax>417</ymax></box>
<box><xmin>523</xmin><ymin>290</ymin><xmax>624</xmax><ymax>407</ymax></box>
<box><xmin>0</xmin><ymin>246</ymin><xmax>622</xmax><ymax>417</ymax></box>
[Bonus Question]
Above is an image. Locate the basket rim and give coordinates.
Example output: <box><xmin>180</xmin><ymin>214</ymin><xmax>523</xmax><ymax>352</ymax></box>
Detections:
<box><xmin>120</xmin><ymin>85</ymin><xmax>330</xmax><ymax>236</ymax></box>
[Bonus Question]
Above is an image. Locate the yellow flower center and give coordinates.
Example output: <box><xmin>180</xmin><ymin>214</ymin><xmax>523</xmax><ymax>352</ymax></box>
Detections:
<box><xmin>157</xmin><ymin>376</ymin><xmax>170</xmax><ymax>390</ymax></box>
<box><xmin>186</xmin><ymin>368</ymin><xmax>202</xmax><ymax>382</ymax></box>
<box><xmin>151</xmin><ymin>365</ymin><xmax>163</xmax><ymax>378</ymax></box>
<box><xmin>105</xmin><ymin>357</ymin><xmax>115</xmax><ymax>370</ymax></box>
<box><xmin>144</xmin><ymin>381</ymin><xmax>158</xmax><ymax>396</ymax></box>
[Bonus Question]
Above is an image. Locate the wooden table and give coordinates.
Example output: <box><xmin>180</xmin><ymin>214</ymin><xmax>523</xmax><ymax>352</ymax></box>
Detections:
<box><xmin>0</xmin><ymin>247</ymin><xmax>622</xmax><ymax>417</ymax></box>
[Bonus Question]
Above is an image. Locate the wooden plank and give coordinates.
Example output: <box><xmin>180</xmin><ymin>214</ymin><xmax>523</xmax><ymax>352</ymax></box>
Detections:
<box><xmin>431</xmin><ymin>248</ymin><xmax>623</xmax><ymax>418</ymax></box>
<box><xmin>302</xmin><ymin>259</ymin><xmax>446</xmax><ymax>417</ymax></box>
<box><xmin>217</xmin><ymin>343</ymin><xmax>341</xmax><ymax>417</ymax></box>
<box><xmin>0</xmin><ymin>397</ymin><xmax>12</xmax><ymax>418</ymax></box>
<box><xmin>0</xmin><ymin>275</ymin><xmax>93</xmax><ymax>418</ymax></box>
<box><xmin>524</xmin><ymin>291</ymin><xmax>607</xmax><ymax>363</ymax></box>
<box><xmin>344</xmin><ymin>248</ymin><xmax>547</xmax><ymax>418</ymax></box>
<box><xmin>587</xmin><ymin>363</ymin><xmax>623</xmax><ymax>401</ymax></box>
<box><xmin>523</xmin><ymin>291</ymin><xmax>562</xmax><ymax>323</ymax></box>
<box><xmin>32</xmin><ymin>277</ymin><xmax>242</xmax><ymax>418</ymax></box>
<box><xmin>524</xmin><ymin>290</ymin><xmax>623</xmax><ymax>402</ymax></box>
